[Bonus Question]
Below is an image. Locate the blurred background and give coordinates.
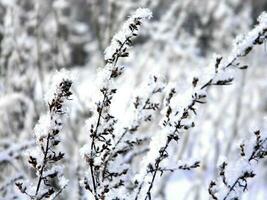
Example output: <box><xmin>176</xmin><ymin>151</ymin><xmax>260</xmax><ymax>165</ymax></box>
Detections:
<box><xmin>0</xmin><ymin>0</ymin><xmax>267</xmax><ymax>199</ymax></box>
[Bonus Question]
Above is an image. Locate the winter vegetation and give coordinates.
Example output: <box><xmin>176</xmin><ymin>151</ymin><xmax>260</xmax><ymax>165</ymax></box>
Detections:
<box><xmin>0</xmin><ymin>0</ymin><xmax>267</xmax><ymax>200</ymax></box>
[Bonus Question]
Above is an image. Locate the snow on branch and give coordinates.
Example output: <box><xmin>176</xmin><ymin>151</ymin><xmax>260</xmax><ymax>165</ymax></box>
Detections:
<box><xmin>96</xmin><ymin>76</ymin><xmax>165</xmax><ymax>198</ymax></box>
<box><xmin>104</xmin><ymin>8</ymin><xmax>152</xmax><ymax>62</ymax></box>
<box><xmin>4</xmin><ymin>5</ymin><xmax>267</xmax><ymax>200</ymax></box>
<box><xmin>133</xmin><ymin>11</ymin><xmax>267</xmax><ymax>200</ymax></box>
<box><xmin>16</xmin><ymin>70</ymin><xmax>72</xmax><ymax>200</ymax></box>
<box><xmin>80</xmin><ymin>8</ymin><xmax>153</xmax><ymax>200</ymax></box>
<box><xmin>209</xmin><ymin>130</ymin><xmax>267</xmax><ymax>200</ymax></box>
<box><xmin>231</xmin><ymin>12</ymin><xmax>267</xmax><ymax>58</ymax></box>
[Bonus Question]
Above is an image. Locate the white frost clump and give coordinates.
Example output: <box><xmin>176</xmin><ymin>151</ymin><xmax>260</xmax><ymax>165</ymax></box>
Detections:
<box><xmin>33</xmin><ymin>114</ymin><xmax>52</xmax><ymax>142</ymax></box>
<box><xmin>232</xmin><ymin>11</ymin><xmax>267</xmax><ymax>57</ymax></box>
<box><xmin>133</xmin><ymin>8</ymin><xmax>153</xmax><ymax>19</ymax></box>
<box><xmin>80</xmin><ymin>143</ymin><xmax>91</xmax><ymax>158</ymax></box>
<box><xmin>258</xmin><ymin>11</ymin><xmax>267</xmax><ymax>26</ymax></box>
<box><xmin>52</xmin><ymin>0</ymin><xmax>69</xmax><ymax>9</ymax></box>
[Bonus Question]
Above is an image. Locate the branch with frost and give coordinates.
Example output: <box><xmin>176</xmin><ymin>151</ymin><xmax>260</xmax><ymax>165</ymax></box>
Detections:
<box><xmin>209</xmin><ymin>130</ymin><xmax>267</xmax><ymax>200</ymax></box>
<box><xmin>80</xmin><ymin>8</ymin><xmax>152</xmax><ymax>200</ymax></box>
<box><xmin>94</xmin><ymin>76</ymin><xmax>165</xmax><ymax>198</ymax></box>
<box><xmin>16</xmin><ymin>71</ymin><xmax>72</xmax><ymax>200</ymax></box>
<box><xmin>134</xmin><ymin>80</ymin><xmax>205</xmax><ymax>199</ymax></box>
<box><xmin>134</xmin><ymin>11</ymin><xmax>267</xmax><ymax>200</ymax></box>
<box><xmin>104</xmin><ymin>8</ymin><xmax>152</xmax><ymax>63</ymax></box>
<box><xmin>147</xmin><ymin>160</ymin><xmax>200</xmax><ymax>174</ymax></box>
<box><xmin>101</xmin><ymin>76</ymin><xmax>164</xmax><ymax>168</ymax></box>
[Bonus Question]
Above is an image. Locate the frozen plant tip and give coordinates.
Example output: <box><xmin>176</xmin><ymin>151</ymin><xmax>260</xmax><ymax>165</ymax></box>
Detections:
<box><xmin>104</xmin><ymin>8</ymin><xmax>152</xmax><ymax>62</ymax></box>
<box><xmin>16</xmin><ymin>71</ymin><xmax>72</xmax><ymax>200</ymax></box>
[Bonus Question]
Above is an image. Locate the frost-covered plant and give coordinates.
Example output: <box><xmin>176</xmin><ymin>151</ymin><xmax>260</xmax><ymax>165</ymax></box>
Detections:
<box><xmin>133</xmin><ymin>11</ymin><xmax>267</xmax><ymax>200</ymax></box>
<box><xmin>1</xmin><ymin>2</ymin><xmax>267</xmax><ymax>200</ymax></box>
<box><xmin>79</xmin><ymin>8</ymin><xmax>155</xmax><ymax>199</ymax></box>
<box><xmin>15</xmin><ymin>71</ymin><xmax>72</xmax><ymax>199</ymax></box>
<box><xmin>209</xmin><ymin>130</ymin><xmax>267</xmax><ymax>200</ymax></box>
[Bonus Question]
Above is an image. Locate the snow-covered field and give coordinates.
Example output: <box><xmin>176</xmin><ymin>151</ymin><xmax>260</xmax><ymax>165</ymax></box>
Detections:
<box><xmin>0</xmin><ymin>0</ymin><xmax>267</xmax><ymax>199</ymax></box>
